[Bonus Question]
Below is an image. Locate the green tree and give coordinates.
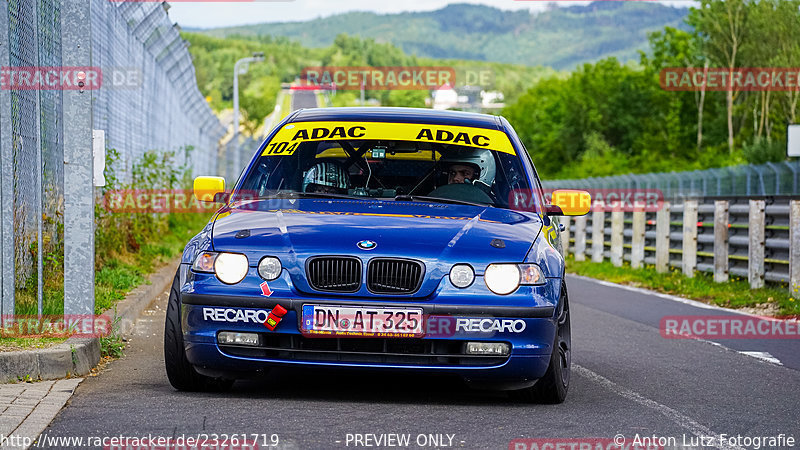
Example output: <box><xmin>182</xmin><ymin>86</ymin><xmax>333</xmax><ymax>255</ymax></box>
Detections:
<box><xmin>687</xmin><ymin>0</ymin><xmax>754</xmax><ymax>155</ymax></box>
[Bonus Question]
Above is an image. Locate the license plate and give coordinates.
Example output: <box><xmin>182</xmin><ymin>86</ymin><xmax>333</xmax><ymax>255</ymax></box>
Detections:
<box><xmin>301</xmin><ymin>304</ymin><xmax>424</xmax><ymax>337</ymax></box>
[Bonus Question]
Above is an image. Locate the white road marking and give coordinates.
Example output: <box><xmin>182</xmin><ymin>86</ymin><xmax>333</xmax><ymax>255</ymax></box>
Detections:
<box><xmin>567</xmin><ymin>274</ymin><xmax>761</xmax><ymax>317</ymax></box>
<box><xmin>738</xmin><ymin>351</ymin><xmax>782</xmax><ymax>365</ymax></box>
<box><xmin>574</xmin><ymin>364</ymin><xmax>745</xmax><ymax>450</ymax></box>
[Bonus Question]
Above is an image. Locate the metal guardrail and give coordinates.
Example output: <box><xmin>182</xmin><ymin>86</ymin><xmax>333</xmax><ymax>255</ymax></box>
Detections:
<box><xmin>543</xmin><ymin>160</ymin><xmax>800</xmax><ymax>198</ymax></box>
<box><xmin>0</xmin><ymin>0</ymin><xmax>226</xmax><ymax>319</ymax></box>
<box><xmin>559</xmin><ymin>196</ymin><xmax>800</xmax><ymax>297</ymax></box>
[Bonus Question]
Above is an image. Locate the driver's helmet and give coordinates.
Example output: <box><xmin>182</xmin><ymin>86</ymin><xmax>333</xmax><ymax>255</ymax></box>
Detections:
<box><xmin>440</xmin><ymin>147</ymin><xmax>496</xmax><ymax>189</ymax></box>
<box><xmin>302</xmin><ymin>161</ymin><xmax>350</xmax><ymax>193</ymax></box>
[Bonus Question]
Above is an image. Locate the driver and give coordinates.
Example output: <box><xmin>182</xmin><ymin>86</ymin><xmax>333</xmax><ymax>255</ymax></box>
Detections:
<box><xmin>302</xmin><ymin>161</ymin><xmax>350</xmax><ymax>194</ymax></box>
<box><xmin>441</xmin><ymin>148</ymin><xmax>496</xmax><ymax>192</ymax></box>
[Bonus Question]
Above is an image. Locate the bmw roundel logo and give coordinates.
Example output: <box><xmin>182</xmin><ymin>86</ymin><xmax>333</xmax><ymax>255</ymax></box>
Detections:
<box><xmin>357</xmin><ymin>240</ymin><xmax>377</xmax><ymax>250</ymax></box>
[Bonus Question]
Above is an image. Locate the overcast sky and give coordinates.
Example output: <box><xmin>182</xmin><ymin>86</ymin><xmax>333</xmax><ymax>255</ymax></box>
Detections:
<box><xmin>169</xmin><ymin>0</ymin><xmax>692</xmax><ymax>29</ymax></box>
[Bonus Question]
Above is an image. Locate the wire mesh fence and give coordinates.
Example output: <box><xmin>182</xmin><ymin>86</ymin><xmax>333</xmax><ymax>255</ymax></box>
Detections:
<box><xmin>92</xmin><ymin>1</ymin><xmax>226</xmax><ymax>183</ymax></box>
<box><xmin>0</xmin><ymin>0</ymin><xmax>226</xmax><ymax>318</ymax></box>
<box><xmin>222</xmin><ymin>137</ymin><xmax>263</xmax><ymax>185</ymax></box>
<box><xmin>543</xmin><ymin>160</ymin><xmax>800</xmax><ymax>199</ymax></box>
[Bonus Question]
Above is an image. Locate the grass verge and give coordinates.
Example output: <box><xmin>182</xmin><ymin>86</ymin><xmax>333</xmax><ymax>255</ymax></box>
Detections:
<box><xmin>5</xmin><ymin>149</ymin><xmax>212</xmax><ymax>353</ymax></box>
<box><xmin>94</xmin><ymin>213</ymin><xmax>210</xmax><ymax>314</ymax></box>
<box><xmin>566</xmin><ymin>255</ymin><xmax>800</xmax><ymax>318</ymax></box>
<box><xmin>279</xmin><ymin>90</ymin><xmax>293</xmax><ymax>121</ymax></box>
<box><xmin>0</xmin><ymin>336</ymin><xmax>67</xmax><ymax>352</ymax></box>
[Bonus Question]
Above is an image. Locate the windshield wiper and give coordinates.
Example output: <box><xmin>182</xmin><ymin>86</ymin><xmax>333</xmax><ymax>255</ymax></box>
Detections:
<box><xmin>261</xmin><ymin>192</ymin><xmax>364</xmax><ymax>200</ymax></box>
<box><xmin>394</xmin><ymin>195</ymin><xmax>489</xmax><ymax>208</ymax></box>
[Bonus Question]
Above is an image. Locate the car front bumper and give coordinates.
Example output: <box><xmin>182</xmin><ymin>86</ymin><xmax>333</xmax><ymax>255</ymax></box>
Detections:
<box><xmin>180</xmin><ymin>294</ymin><xmax>557</xmax><ymax>388</ymax></box>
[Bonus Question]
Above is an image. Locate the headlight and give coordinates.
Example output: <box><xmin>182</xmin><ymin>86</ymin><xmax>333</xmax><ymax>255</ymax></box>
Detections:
<box><xmin>484</xmin><ymin>263</ymin><xmax>547</xmax><ymax>295</ymax></box>
<box><xmin>519</xmin><ymin>264</ymin><xmax>546</xmax><ymax>286</ymax></box>
<box><xmin>449</xmin><ymin>264</ymin><xmax>475</xmax><ymax>288</ymax></box>
<box><xmin>484</xmin><ymin>264</ymin><xmax>520</xmax><ymax>295</ymax></box>
<box><xmin>213</xmin><ymin>253</ymin><xmax>249</xmax><ymax>284</ymax></box>
<box><xmin>192</xmin><ymin>252</ymin><xmax>217</xmax><ymax>273</ymax></box>
<box><xmin>258</xmin><ymin>256</ymin><xmax>282</xmax><ymax>281</ymax></box>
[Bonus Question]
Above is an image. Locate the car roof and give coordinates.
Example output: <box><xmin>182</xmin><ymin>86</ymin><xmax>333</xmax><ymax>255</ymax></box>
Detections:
<box><xmin>289</xmin><ymin>107</ymin><xmax>503</xmax><ymax>130</ymax></box>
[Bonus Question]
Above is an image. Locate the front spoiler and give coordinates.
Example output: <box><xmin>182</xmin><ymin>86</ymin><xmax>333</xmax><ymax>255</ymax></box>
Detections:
<box><xmin>180</xmin><ymin>297</ymin><xmax>557</xmax><ymax>385</ymax></box>
<box><xmin>186</xmin><ymin>341</ymin><xmax>550</xmax><ymax>389</ymax></box>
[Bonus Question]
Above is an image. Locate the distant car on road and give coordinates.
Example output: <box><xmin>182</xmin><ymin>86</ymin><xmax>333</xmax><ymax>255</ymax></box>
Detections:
<box><xmin>164</xmin><ymin>107</ymin><xmax>590</xmax><ymax>403</ymax></box>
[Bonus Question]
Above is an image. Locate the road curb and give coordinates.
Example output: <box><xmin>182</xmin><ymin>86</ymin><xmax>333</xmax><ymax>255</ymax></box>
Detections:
<box><xmin>106</xmin><ymin>258</ymin><xmax>179</xmax><ymax>339</ymax></box>
<box><xmin>0</xmin><ymin>258</ymin><xmax>180</xmax><ymax>384</ymax></box>
<box><xmin>0</xmin><ymin>338</ymin><xmax>99</xmax><ymax>384</ymax></box>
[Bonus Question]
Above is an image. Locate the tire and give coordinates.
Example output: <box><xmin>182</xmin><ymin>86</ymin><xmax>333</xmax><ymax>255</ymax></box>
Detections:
<box><xmin>164</xmin><ymin>270</ymin><xmax>234</xmax><ymax>392</ymax></box>
<box><xmin>512</xmin><ymin>280</ymin><xmax>571</xmax><ymax>404</ymax></box>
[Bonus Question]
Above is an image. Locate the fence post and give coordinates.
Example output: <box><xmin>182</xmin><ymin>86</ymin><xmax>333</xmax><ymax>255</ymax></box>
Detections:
<box><xmin>713</xmin><ymin>200</ymin><xmax>729</xmax><ymax>283</ymax></box>
<box><xmin>790</xmin><ymin>200</ymin><xmax>800</xmax><ymax>299</ymax></box>
<box><xmin>610</xmin><ymin>210</ymin><xmax>623</xmax><ymax>266</ymax></box>
<box><xmin>592</xmin><ymin>210</ymin><xmax>605</xmax><ymax>263</ymax></box>
<box><xmin>631</xmin><ymin>210</ymin><xmax>645</xmax><ymax>269</ymax></box>
<box><xmin>560</xmin><ymin>217</ymin><xmax>571</xmax><ymax>256</ymax></box>
<box><xmin>62</xmin><ymin>0</ymin><xmax>95</xmax><ymax>317</ymax></box>
<box><xmin>682</xmin><ymin>200</ymin><xmax>698</xmax><ymax>278</ymax></box>
<box><xmin>748</xmin><ymin>199</ymin><xmax>766</xmax><ymax>289</ymax></box>
<box><xmin>655</xmin><ymin>202</ymin><xmax>670</xmax><ymax>273</ymax></box>
<box><xmin>574</xmin><ymin>216</ymin><xmax>586</xmax><ymax>262</ymax></box>
<box><xmin>0</xmin><ymin>1</ymin><xmax>13</xmax><ymax>324</ymax></box>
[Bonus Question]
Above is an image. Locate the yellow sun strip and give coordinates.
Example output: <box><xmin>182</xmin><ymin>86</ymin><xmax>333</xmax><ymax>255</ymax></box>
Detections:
<box><xmin>261</xmin><ymin>121</ymin><xmax>516</xmax><ymax>156</ymax></box>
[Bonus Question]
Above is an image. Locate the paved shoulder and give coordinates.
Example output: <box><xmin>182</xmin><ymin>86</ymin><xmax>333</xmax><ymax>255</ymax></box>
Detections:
<box><xmin>291</xmin><ymin>90</ymin><xmax>317</xmax><ymax>111</ymax></box>
<box><xmin>0</xmin><ymin>378</ymin><xmax>82</xmax><ymax>449</ymax></box>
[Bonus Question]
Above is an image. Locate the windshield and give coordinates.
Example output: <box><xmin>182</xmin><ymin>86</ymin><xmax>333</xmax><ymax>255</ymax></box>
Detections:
<box><xmin>236</xmin><ymin>121</ymin><xmax>539</xmax><ymax>211</ymax></box>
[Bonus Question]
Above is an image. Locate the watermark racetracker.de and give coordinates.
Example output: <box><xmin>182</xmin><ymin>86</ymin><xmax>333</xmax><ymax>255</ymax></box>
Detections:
<box><xmin>300</xmin><ymin>66</ymin><xmax>457</xmax><ymax>90</ymax></box>
<box><xmin>510</xmin><ymin>189</ymin><xmax>664</xmax><ymax>213</ymax></box>
<box><xmin>104</xmin><ymin>188</ymin><xmax>664</xmax><ymax>215</ymax></box>
<box><xmin>0</xmin><ymin>314</ymin><xmax>112</xmax><ymax>338</ymax></box>
<box><xmin>0</xmin><ymin>66</ymin><xmax>143</xmax><ymax>90</ymax></box>
<box><xmin>660</xmin><ymin>67</ymin><xmax>800</xmax><ymax>92</ymax></box>
<box><xmin>661</xmin><ymin>315</ymin><xmax>800</xmax><ymax>340</ymax></box>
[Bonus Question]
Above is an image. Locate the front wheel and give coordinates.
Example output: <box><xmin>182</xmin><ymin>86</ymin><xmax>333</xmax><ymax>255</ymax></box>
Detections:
<box><xmin>512</xmin><ymin>280</ymin><xmax>571</xmax><ymax>404</ymax></box>
<box><xmin>164</xmin><ymin>269</ymin><xmax>233</xmax><ymax>392</ymax></box>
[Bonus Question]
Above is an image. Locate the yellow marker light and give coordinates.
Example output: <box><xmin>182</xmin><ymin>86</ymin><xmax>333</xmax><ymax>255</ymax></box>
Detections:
<box><xmin>193</xmin><ymin>176</ymin><xmax>226</xmax><ymax>202</ymax></box>
<box><xmin>550</xmin><ymin>189</ymin><xmax>591</xmax><ymax>216</ymax></box>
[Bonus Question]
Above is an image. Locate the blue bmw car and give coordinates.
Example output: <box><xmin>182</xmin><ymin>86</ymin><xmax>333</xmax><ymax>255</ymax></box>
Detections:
<box><xmin>164</xmin><ymin>107</ymin><xmax>589</xmax><ymax>403</ymax></box>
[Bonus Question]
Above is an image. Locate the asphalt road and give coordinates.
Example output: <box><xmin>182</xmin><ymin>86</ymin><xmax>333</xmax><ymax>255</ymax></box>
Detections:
<box><xmin>40</xmin><ymin>274</ymin><xmax>799</xmax><ymax>450</ymax></box>
<box><xmin>291</xmin><ymin>90</ymin><xmax>318</xmax><ymax>111</ymax></box>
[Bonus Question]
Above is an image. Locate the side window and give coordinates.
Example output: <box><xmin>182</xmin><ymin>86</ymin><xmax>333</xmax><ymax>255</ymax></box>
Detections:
<box><xmin>516</xmin><ymin>141</ymin><xmax>546</xmax><ymax>211</ymax></box>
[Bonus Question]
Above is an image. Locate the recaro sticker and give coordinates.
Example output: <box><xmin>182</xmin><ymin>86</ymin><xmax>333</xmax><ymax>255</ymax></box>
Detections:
<box><xmin>202</xmin><ymin>307</ymin><xmax>271</xmax><ymax>324</ymax></box>
<box><xmin>455</xmin><ymin>318</ymin><xmax>526</xmax><ymax>333</ymax></box>
<box><xmin>261</xmin><ymin>121</ymin><xmax>516</xmax><ymax>156</ymax></box>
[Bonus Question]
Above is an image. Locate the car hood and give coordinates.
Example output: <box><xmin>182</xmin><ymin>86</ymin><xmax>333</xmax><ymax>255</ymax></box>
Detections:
<box><xmin>211</xmin><ymin>199</ymin><xmax>542</xmax><ymax>297</ymax></box>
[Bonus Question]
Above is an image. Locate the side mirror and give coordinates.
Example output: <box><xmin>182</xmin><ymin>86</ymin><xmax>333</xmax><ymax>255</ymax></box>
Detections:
<box><xmin>546</xmin><ymin>189</ymin><xmax>591</xmax><ymax>216</ymax></box>
<box><xmin>193</xmin><ymin>176</ymin><xmax>226</xmax><ymax>203</ymax></box>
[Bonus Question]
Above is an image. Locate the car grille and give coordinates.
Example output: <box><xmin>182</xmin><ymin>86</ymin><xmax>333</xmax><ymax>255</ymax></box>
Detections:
<box><xmin>219</xmin><ymin>334</ymin><xmax>508</xmax><ymax>367</ymax></box>
<box><xmin>367</xmin><ymin>258</ymin><xmax>424</xmax><ymax>294</ymax></box>
<box><xmin>306</xmin><ymin>257</ymin><xmax>362</xmax><ymax>293</ymax></box>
